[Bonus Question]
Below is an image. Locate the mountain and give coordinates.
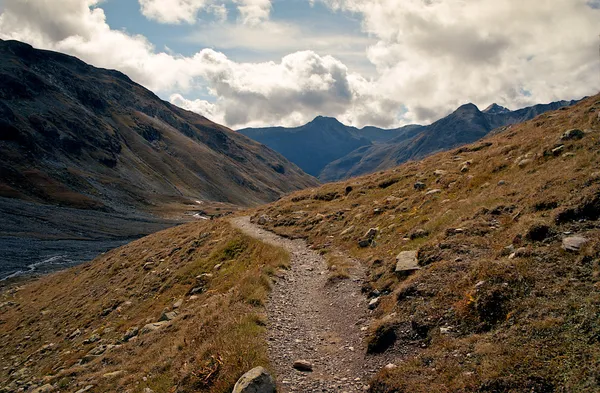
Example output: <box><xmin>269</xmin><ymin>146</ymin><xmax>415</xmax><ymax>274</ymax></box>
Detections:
<box><xmin>482</xmin><ymin>103</ymin><xmax>510</xmax><ymax>114</ymax></box>
<box><xmin>239</xmin><ymin>116</ymin><xmax>373</xmax><ymax>177</ymax></box>
<box><xmin>2</xmin><ymin>94</ymin><xmax>598</xmax><ymax>393</ymax></box>
<box><xmin>320</xmin><ymin>99</ymin><xmax>580</xmax><ymax>181</ymax></box>
<box><xmin>0</xmin><ymin>39</ymin><xmax>317</xmax><ymax>212</ymax></box>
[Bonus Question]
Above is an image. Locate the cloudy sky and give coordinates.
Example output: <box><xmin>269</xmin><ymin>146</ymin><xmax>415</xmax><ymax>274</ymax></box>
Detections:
<box><xmin>0</xmin><ymin>0</ymin><xmax>598</xmax><ymax>129</ymax></box>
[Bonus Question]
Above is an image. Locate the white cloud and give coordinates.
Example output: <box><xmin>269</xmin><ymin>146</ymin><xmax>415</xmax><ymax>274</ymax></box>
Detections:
<box><xmin>233</xmin><ymin>0</ymin><xmax>271</xmax><ymax>26</ymax></box>
<box><xmin>0</xmin><ymin>0</ymin><xmax>598</xmax><ymax>130</ymax></box>
<box><xmin>316</xmin><ymin>0</ymin><xmax>600</xmax><ymax>123</ymax></box>
<box><xmin>138</xmin><ymin>0</ymin><xmax>211</xmax><ymax>24</ymax></box>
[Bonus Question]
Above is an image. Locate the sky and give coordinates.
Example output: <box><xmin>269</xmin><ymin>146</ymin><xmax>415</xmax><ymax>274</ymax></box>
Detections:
<box><xmin>0</xmin><ymin>0</ymin><xmax>598</xmax><ymax>129</ymax></box>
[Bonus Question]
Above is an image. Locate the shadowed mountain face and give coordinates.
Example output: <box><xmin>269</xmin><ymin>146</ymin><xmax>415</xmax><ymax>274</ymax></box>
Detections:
<box><xmin>319</xmin><ymin>99</ymin><xmax>580</xmax><ymax>181</ymax></box>
<box><xmin>240</xmin><ymin>99</ymin><xmax>579</xmax><ymax>182</ymax></box>
<box><xmin>239</xmin><ymin>116</ymin><xmax>376</xmax><ymax>177</ymax></box>
<box><xmin>0</xmin><ymin>39</ymin><xmax>318</xmax><ymax>212</ymax></box>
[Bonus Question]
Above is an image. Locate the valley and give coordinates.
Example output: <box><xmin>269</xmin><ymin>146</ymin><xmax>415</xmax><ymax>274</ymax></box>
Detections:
<box><xmin>0</xmin><ymin>37</ymin><xmax>598</xmax><ymax>393</ymax></box>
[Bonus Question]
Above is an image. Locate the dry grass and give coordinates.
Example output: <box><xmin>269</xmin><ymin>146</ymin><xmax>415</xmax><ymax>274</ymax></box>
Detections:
<box><xmin>0</xmin><ymin>220</ymin><xmax>289</xmax><ymax>393</ymax></box>
<box><xmin>250</xmin><ymin>94</ymin><xmax>600</xmax><ymax>392</ymax></box>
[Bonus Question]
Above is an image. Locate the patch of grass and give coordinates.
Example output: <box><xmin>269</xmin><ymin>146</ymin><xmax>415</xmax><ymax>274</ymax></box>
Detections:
<box><xmin>0</xmin><ymin>220</ymin><xmax>288</xmax><ymax>393</ymax></box>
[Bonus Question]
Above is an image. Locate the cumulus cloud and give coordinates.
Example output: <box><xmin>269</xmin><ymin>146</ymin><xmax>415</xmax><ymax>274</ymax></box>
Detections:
<box><xmin>233</xmin><ymin>0</ymin><xmax>271</xmax><ymax>26</ymax></box>
<box><xmin>139</xmin><ymin>0</ymin><xmax>211</xmax><ymax>24</ymax></box>
<box><xmin>316</xmin><ymin>0</ymin><xmax>600</xmax><ymax>123</ymax></box>
<box><xmin>0</xmin><ymin>0</ymin><xmax>598</xmax><ymax>129</ymax></box>
<box><xmin>137</xmin><ymin>0</ymin><xmax>270</xmax><ymax>25</ymax></box>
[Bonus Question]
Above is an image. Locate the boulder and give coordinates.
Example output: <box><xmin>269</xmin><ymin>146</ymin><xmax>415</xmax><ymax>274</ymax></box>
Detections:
<box><xmin>561</xmin><ymin>129</ymin><xmax>584</xmax><ymax>140</ymax></box>
<box><xmin>292</xmin><ymin>360</ymin><xmax>313</xmax><ymax>372</ymax></box>
<box><xmin>414</xmin><ymin>182</ymin><xmax>426</xmax><ymax>190</ymax></box>
<box><xmin>173</xmin><ymin>299</ymin><xmax>183</xmax><ymax>309</ymax></box>
<box><xmin>364</xmin><ymin>227</ymin><xmax>379</xmax><ymax>239</ymax></box>
<box><xmin>232</xmin><ymin>366</ymin><xmax>276</xmax><ymax>393</ymax></box>
<box><xmin>159</xmin><ymin>311</ymin><xmax>178</xmax><ymax>322</ymax></box>
<box><xmin>140</xmin><ymin>321</ymin><xmax>169</xmax><ymax>334</ymax></box>
<box><xmin>122</xmin><ymin>326</ymin><xmax>139</xmax><ymax>342</ymax></box>
<box><xmin>425</xmin><ymin>189</ymin><xmax>441</xmax><ymax>195</ymax></box>
<box><xmin>395</xmin><ymin>251</ymin><xmax>420</xmax><ymax>274</ymax></box>
<box><xmin>562</xmin><ymin>236</ymin><xmax>587</xmax><ymax>252</ymax></box>
<box><xmin>368</xmin><ymin>297</ymin><xmax>380</xmax><ymax>310</ymax></box>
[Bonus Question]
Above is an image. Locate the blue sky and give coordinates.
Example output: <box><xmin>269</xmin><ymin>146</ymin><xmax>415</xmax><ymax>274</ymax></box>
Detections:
<box><xmin>0</xmin><ymin>0</ymin><xmax>598</xmax><ymax>128</ymax></box>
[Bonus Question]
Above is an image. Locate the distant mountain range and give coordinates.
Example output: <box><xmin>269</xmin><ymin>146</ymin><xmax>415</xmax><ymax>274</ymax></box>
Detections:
<box><xmin>240</xmin><ymin>98</ymin><xmax>580</xmax><ymax>181</ymax></box>
<box><xmin>0</xmin><ymin>39</ymin><xmax>317</xmax><ymax>214</ymax></box>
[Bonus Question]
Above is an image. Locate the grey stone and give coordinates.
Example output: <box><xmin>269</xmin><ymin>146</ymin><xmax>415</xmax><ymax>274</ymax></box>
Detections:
<box><xmin>368</xmin><ymin>298</ymin><xmax>380</xmax><ymax>310</ymax></box>
<box><xmin>414</xmin><ymin>182</ymin><xmax>426</xmax><ymax>190</ymax></box>
<box><xmin>232</xmin><ymin>366</ymin><xmax>276</xmax><ymax>393</ymax></box>
<box><xmin>364</xmin><ymin>228</ymin><xmax>379</xmax><ymax>239</ymax></box>
<box><xmin>395</xmin><ymin>251</ymin><xmax>420</xmax><ymax>274</ymax></box>
<box><xmin>552</xmin><ymin>145</ymin><xmax>565</xmax><ymax>155</ymax></box>
<box><xmin>562</xmin><ymin>236</ymin><xmax>588</xmax><ymax>252</ymax></box>
<box><xmin>425</xmin><ymin>189</ymin><xmax>442</xmax><ymax>195</ymax></box>
<box><xmin>83</xmin><ymin>333</ymin><xmax>100</xmax><ymax>344</ymax></box>
<box><xmin>561</xmin><ymin>129</ymin><xmax>584</xmax><ymax>140</ymax></box>
<box><xmin>122</xmin><ymin>326</ymin><xmax>139</xmax><ymax>342</ymax></box>
<box><xmin>173</xmin><ymin>299</ymin><xmax>183</xmax><ymax>309</ymax></box>
<box><xmin>434</xmin><ymin>170</ymin><xmax>447</xmax><ymax>176</ymax></box>
<box><xmin>159</xmin><ymin>311</ymin><xmax>178</xmax><ymax>322</ymax></box>
<box><xmin>140</xmin><ymin>321</ymin><xmax>169</xmax><ymax>334</ymax></box>
<box><xmin>292</xmin><ymin>360</ymin><xmax>313</xmax><ymax>372</ymax></box>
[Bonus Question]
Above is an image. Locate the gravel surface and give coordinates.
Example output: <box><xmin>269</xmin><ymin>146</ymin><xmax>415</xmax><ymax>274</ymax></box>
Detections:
<box><xmin>231</xmin><ymin>216</ymin><xmax>391</xmax><ymax>392</ymax></box>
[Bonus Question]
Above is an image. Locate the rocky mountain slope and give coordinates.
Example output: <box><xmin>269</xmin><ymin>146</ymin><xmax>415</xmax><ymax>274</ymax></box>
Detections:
<box><xmin>321</xmin><ymin>99</ymin><xmax>580</xmax><ymax>181</ymax></box>
<box><xmin>2</xmin><ymin>94</ymin><xmax>597</xmax><ymax>393</ymax></box>
<box><xmin>252</xmin><ymin>94</ymin><xmax>600</xmax><ymax>392</ymax></box>
<box><xmin>0</xmin><ymin>39</ymin><xmax>317</xmax><ymax>213</ymax></box>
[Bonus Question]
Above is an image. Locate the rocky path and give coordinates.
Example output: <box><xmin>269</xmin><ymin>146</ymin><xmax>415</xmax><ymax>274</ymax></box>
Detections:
<box><xmin>230</xmin><ymin>216</ymin><xmax>389</xmax><ymax>392</ymax></box>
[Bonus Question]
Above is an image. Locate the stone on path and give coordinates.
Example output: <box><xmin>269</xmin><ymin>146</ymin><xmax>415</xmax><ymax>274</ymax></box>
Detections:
<box><xmin>292</xmin><ymin>360</ymin><xmax>313</xmax><ymax>372</ymax></box>
<box><xmin>232</xmin><ymin>367</ymin><xmax>276</xmax><ymax>393</ymax></box>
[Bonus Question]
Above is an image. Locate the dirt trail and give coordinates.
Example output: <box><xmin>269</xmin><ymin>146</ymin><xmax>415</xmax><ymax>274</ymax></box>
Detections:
<box><xmin>231</xmin><ymin>216</ymin><xmax>390</xmax><ymax>392</ymax></box>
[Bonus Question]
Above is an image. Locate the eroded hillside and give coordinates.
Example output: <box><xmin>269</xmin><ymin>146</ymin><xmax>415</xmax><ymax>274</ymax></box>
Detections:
<box><xmin>252</xmin><ymin>94</ymin><xmax>600</xmax><ymax>392</ymax></box>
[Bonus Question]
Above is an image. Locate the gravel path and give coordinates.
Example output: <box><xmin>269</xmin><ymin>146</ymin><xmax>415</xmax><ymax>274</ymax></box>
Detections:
<box><xmin>231</xmin><ymin>216</ymin><xmax>390</xmax><ymax>392</ymax></box>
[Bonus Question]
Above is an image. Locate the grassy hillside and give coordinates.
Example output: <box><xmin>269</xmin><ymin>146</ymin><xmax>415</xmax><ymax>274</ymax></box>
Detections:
<box><xmin>251</xmin><ymin>94</ymin><xmax>600</xmax><ymax>392</ymax></box>
<box><xmin>0</xmin><ymin>221</ymin><xmax>288</xmax><ymax>393</ymax></box>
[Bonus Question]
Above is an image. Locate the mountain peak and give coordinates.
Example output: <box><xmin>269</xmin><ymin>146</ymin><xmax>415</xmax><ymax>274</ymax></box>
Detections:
<box><xmin>455</xmin><ymin>103</ymin><xmax>481</xmax><ymax>113</ymax></box>
<box><xmin>310</xmin><ymin>115</ymin><xmax>344</xmax><ymax>126</ymax></box>
<box><xmin>483</xmin><ymin>103</ymin><xmax>510</xmax><ymax>114</ymax></box>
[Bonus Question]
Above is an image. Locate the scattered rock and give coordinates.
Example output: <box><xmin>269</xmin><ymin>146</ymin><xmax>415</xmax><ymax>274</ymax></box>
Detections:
<box><xmin>159</xmin><ymin>310</ymin><xmax>178</xmax><ymax>322</ymax></box>
<box><xmin>460</xmin><ymin>165</ymin><xmax>470</xmax><ymax>173</ymax></box>
<box><xmin>498</xmin><ymin>180</ymin><xmax>507</xmax><ymax>186</ymax></box>
<box><xmin>384</xmin><ymin>363</ymin><xmax>397</xmax><ymax>370</ymax></box>
<box><xmin>83</xmin><ymin>333</ymin><xmax>100</xmax><ymax>345</ymax></box>
<box><xmin>143</xmin><ymin>388</ymin><xmax>155</xmax><ymax>393</ymax></box>
<box><xmin>173</xmin><ymin>299</ymin><xmax>183</xmax><ymax>309</ymax></box>
<box><xmin>345</xmin><ymin>186</ymin><xmax>353</xmax><ymax>195</ymax></box>
<box><xmin>552</xmin><ymin>145</ymin><xmax>565</xmax><ymax>156</ymax></box>
<box><xmin>140</xmin><ymin>321</ymin><xmax>169</xmax><ymax>334</ymax></box>
<box><xmin>68</xmin><ymin>329</ymin><xmax>82</xmax><ymax>340</ymax></box>
<box><xmin>395</xmin><ymin>251</ymin><xmax>420</xmax><ymax>274</ymax></box>
<box><xmin>257</xmin><ymin>215</ymin><xmax>270</xmax><ymax>225</ymax></box>
<box><xmin>517</xmin><ymin>158</ymin><xmax>533</xmax><ymax>167</ymax></box>
<box><xmin>74</xmin><ymin>386</ymin><xmax>94</xmax><ymax>393</ymax></box>
<box><xmin>425</xmin><ymin>189</ymin><xmax>442</xmax><ymax>195</ymax></box>
<box><xmin>409</xmin><ymin>229</ymin><xmax>429</xmax><ymax>240</ymax></box>
<box><xmin>414</xmin><ymin>182</ymin><xmax>426</xmax><ymax>191</ymax></box>
<box><xmin>31</xmin><ymin>384</ymin><xmax>54</xmax><ymax>393</ymax></box>
<box><xmin>103</xmin><ymin>370</ymin><xmax>125</xmax><ymax>378</ymax></box>
<box><xmin>562</xmin><ymin>236</ymin><xmax>588</xmax><ymax>252</ymax></box>
<box><xmin>293</xmin><ymin>360</ymin><xmax>313</xmax><ymax>372</ymax></box>
<box><xmin>143</xmin><ymin>262</ymin><xmax>155</xmax><ymax>271</ymax></box>
<box><xmin>358</xmin><ymin>240</ymin><xmax>371</xmax><ymax>248</ymax></box>
<box><xmin>561</xmin><ymin>129</ymin><xmax>584</xmax><ymax>140</ymax></box>
<box><xmin>434</xmin><ymin>170</ymin><xmax>447</xmax><ymax>176</ymax></box>
<box><xmin>232</xmin><ymin>367</ymin><xmax>276</xmax><ymax>393</ymax></box>
<box><xmin>440</xmin><ymin>326</ymin><xmax>452</xmax><ymax>334</ymax></box>
<box><xmin>364</xmin><ymin>228</ymin><xmax>379</xmax><ymax>239</ymax></box>
<box><xmin>122</xmin><ymin>326</ymin><xmax>139</xmax><ymax>342</ymax></box>
<box><xmin>368</xmin><ymin>297</ymin><xmax>380</xmax><ymax>310</ymax></box>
